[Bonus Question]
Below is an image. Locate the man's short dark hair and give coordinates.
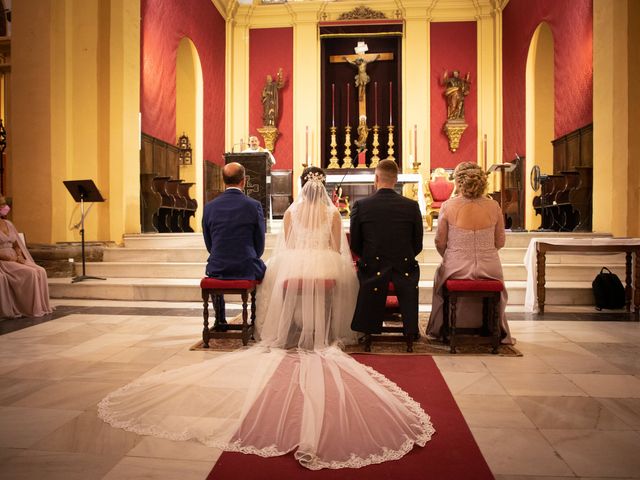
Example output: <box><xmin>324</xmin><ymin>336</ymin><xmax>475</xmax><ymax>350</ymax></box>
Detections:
<box><xmin>376</xmin><ymin>159</ymin><xmax>398</xmax><ymax>183</ymax></box>
<box><xmin>223</xmin><ymin>163</ymin><xmax>245</xmax><ymax>186</ymax></box>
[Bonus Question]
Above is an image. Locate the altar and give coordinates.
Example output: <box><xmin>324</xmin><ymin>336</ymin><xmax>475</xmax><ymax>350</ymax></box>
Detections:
<box><xmin>325</xmin><ymin>171</ymin><xmax>426</xmax><ymax>215</ymax></box>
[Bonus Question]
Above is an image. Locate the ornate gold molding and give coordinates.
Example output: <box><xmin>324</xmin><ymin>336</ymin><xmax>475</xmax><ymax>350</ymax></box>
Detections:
<box><xmin>443</xmin><ymin>120</ymin><xmax>468</xmax><ymax>153</ymax></box>
<box><xmin>338</xmin><ymin>6</ymin><xmax>387</xmax><ymax>20</ymax></box>
<box><xmin>257</xmin><ymin>126</ymin><xmax>279</xmax><ymax>151</ymax></box>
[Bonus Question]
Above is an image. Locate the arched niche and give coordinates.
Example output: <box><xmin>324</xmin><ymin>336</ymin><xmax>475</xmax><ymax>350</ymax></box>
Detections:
<box><xmin>525</xmin><ymin>22</ymin><xmax>554</xmax><ymax>230</ymax></box>
<box><xmin>176</xmin><ymin>37</ymin><xmax>204</xmax><ymax>232</ymax></box>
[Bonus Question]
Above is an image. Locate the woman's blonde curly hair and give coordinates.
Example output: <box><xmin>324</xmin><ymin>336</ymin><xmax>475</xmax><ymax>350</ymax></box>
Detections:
<box><xmin>454</xmin><ymin>162</ymin><xmax>487</xmax><ymax>199</ymax></box>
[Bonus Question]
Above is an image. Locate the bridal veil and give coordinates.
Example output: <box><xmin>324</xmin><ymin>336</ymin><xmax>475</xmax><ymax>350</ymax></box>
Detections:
<box><xmin>98</xmin><ymin>171</ymin><xmax>434</xmax><ymax>469</ymax></box>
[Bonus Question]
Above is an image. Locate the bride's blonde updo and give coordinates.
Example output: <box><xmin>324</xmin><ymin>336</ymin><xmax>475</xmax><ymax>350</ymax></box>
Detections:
<box><xmin>453</xmin><ymin>162</ymin><xmax>487</xmax><ymax>199</ymax></box>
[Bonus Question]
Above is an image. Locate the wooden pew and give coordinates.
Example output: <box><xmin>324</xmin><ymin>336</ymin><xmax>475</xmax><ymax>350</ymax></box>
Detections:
<box><xmin>153</xmin><ymin>176</ymin><xmax>173</xmax><ymax>233</ymax></box>
<box><xmin>177</xmin><ymin>182</ymin><xmax>197</xmax><ymax>232</ymax></box>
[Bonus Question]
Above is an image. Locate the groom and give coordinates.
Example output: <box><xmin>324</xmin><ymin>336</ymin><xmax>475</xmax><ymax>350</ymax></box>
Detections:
<box><xmin>350</xmin><ymin>159</ymin><xmax>423</xmax><ymax>338</ymax></box>
<box><xmin>202</xmin><ymin>162</ymin><xmax>267</xmax><ymax>323</ymax></box>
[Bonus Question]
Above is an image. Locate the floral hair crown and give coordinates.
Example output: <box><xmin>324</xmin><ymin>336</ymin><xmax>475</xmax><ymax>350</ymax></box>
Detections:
<box><xmin>303</xmin><ymin>171</ymin><xmax>326</xmax><ymax>184</ymax></box>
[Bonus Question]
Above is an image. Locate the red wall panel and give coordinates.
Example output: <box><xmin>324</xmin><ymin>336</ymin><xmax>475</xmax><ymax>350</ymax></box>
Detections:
<box><xmin>249</xmin><ymin>28</ymin><xmax>294</xmax><ymax>171</ymax></box>
<box><xmin>141</xmin><ymin>0</ymin><xmax>225</xmax><ymax>163</ymax></box>
<box><xmin>502</xmin><ymin>0</ymin><xmax>593</xmax><ymax>161</ymax></box>
<box><xmin>430</xmin><ymin>22</ymin><xmax>478</xmax><ymax>170</ymax></box>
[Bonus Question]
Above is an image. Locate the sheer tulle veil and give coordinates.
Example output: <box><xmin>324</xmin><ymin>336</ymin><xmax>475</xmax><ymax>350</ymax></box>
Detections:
<box><xmin>97</xmin><ymin>170</ymin><xmax>434</xmax><ymax>470</ymax></box>
<box><xmin>255</xmin><ymin>171</ymin><xmax>358</xmax><ymax>349</ymax></box>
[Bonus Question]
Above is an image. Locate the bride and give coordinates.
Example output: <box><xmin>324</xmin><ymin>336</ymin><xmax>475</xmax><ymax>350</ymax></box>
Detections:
<box><xmin>98</xmin><ymin>167</ymin><xmax>434</xmax><ymax>470</ymax></box>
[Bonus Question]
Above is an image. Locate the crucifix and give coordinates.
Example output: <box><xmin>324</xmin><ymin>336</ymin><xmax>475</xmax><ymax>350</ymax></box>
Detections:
<box><xmin>329</xmin><ymin>49</ymin><xmax>394</xmax><ymax>124</ymax></box>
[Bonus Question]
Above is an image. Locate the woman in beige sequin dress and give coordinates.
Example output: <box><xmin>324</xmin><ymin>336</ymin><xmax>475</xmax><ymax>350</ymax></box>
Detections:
<box><xmin>426</xmin><ymin>163</ymin><xmax>514</xmax><ymax>344</ymax></box>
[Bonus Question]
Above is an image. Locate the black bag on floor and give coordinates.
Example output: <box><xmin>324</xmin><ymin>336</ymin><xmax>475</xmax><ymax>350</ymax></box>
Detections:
<box><xmin>592</xmin><ymin>267</ymin><xmax>626</xmax><ymax>310</ymax></box>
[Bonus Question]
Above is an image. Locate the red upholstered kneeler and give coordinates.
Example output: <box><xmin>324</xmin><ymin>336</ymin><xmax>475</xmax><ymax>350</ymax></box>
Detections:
<box><xmin>443</xmin><ymin>279</ymin><xmax>504</xmax><ymax>354</ymax></box>
<box><xmin>200</xmin><ymin>278</ymin><xmax>260</xmax><ymax>348</ymax></box>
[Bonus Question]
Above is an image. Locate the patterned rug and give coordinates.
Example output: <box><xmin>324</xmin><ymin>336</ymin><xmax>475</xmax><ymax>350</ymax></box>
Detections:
<box><xmin>190</xmin><ymin>314</ymin><xmax>522</xmax><ymax>357</ymax></box>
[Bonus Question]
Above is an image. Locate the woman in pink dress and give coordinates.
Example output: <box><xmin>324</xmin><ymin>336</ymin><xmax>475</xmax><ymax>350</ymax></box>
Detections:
<box><xmin>426</xmin><ymin>163</ymin><xmax>514</xmax><ymax>344</ymax></box>
<box><xmin>0</xmin><ymin>195</ymin><xmax>52</xmax><ymax>318</ymax></box>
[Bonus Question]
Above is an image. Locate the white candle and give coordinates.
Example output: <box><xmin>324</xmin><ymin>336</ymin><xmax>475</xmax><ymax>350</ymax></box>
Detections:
<box><xmin>304</xmin><ymin>126</ymin><xmax>309</xmax><ymax>165</ymax></box>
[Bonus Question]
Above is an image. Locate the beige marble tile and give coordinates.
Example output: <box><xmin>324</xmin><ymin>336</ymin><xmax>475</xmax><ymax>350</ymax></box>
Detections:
<box><xmin>481</xmin><ymin>355</ymin><xmax>557</xmax><ymax>374</ymax></box>
<box><xmin>564</xmin><ymin>373</ymin><xmax>640</xmax><ymax>398</ymax></box>
<box><xmin>103</xmin><ymin>346</ymin><xmax>178</xmax><ymax>365</ymax></box>
<box><xmin>440</xmin><ymin>371</ymin><xmax>508</xmax><ymax>395</ymax></box>
<box><xmin>493</xmin><ymin>373</ymin><xmax>587</xmax><ymax>397</ymax></box>
<box><xmin>494</xmin><ymin>476</ymin><xmax>578</xmax><ymax>480</ymax></box>
<box><xmin>0</xmin><ymin>449</ymin><xmax>121</xmax><ymax>480</ymax></box>
<box><xmin>56</xmin><ymin>333</ymin><xmax>149</xmax><ymax>361</ymax></box>
<box><xmin>0</xmin><ymin>407</ymin><xmax>82</xmax><ymax>448</ymax></box>
<box><xmin>2</xmin><ymin>358</ymin><xmax>95</xmax><ymax>380</ymax></box>
<box><xmin>0</xmin><ymin>378</ymin><xmax>54</xmax><ymax>405</ymax></box>
<box><xmin>66</xmin><ymin>361</ymin><xmax>152</xmax><ymax>384</ymax></box>
<box><xmin>454</xmin><ymin>395</ymin><xmax>535</xmax><ymax>429</ymax></box>
<box><xmin>4</xmin><ymin>320</ymin><xmax>85</xmax><ymax>340</ymax></box>
<box><xmin>31</xmin><ymin>409</ymin><xmax>143</xmax><ymax>455</ymax></box>
<box><xmin>515</xmin><ymin>396</ymin><xmax>632</xmax><ymax>430</ymax></box>
<box><xmin>470</xmin><ymin>426</ymin><xmax>574</xmax><ymax>476</ymax></box>
<box><xmin>126</xmin><ymin>436</ymin><xmax>223</xmax><ymax>462</ymax></box>
<box><xmin>506</xmin><ymin>331</ymin><xmax>571</xmax><ymax>343</ymax></box>
<box><xmin>11</xmin><ymin>380</ymin><xmax>121</xmax><ymax>410</ymax></box>
<box><xmin>542</xmin><ymin>429</ymin><xmax>640</xmax><ymax>478</ymax></box>
<box><xmin>596</xmin><ymin>398</ymin><xmax>640</xmax><ymax>429</ymax></box>
<box><xmin>102</xmin><ymin>455</ymin><xmax>215</xmax><ymax>480</ymax></box>
<box><xmin>432</xmin><ymin>356</ymin><xmax>489</xmax><ymax>373</ymax></box>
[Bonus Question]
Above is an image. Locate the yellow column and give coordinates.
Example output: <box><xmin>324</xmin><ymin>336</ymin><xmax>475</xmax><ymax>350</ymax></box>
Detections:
<box><xmin>11</xmin><ymin>0</ymin><xmax>139</xmax><ymax>244</ymax></box>
<box><xmin>593</xmin><ymin>0</ymin><xmax>636</xmax><ymax>236</ymax></box>
<box><xmin>227</xmin><ymin>7</ymin><xmax>251</xmax><ymax>150</ymax></box>
<box><xmin>403</xmin><ymin>3</ymin><xmax>429</xmax><ymax>177</ymax></box>
<box><xmin>477</xmin><ymin>4</ymin><xmax>503</xmax><ymax>193</ymax></box>
<box><xmin>291</xmin><ymin>4</ymin><xmax>320</xmax><ymax>196</ymax></box>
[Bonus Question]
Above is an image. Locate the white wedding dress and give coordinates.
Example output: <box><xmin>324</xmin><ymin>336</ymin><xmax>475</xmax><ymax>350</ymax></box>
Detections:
<box><xmin>98</xmin><ymin>178</ymin><xmax>434</xmax><ymax>470</ymax></box>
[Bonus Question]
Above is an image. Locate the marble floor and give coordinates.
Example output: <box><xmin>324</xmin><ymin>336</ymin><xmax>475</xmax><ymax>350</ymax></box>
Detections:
<box><xmin>0</xmin><ymin>300</ymin><xmax>639</xmax><ymax>479</ymax></box>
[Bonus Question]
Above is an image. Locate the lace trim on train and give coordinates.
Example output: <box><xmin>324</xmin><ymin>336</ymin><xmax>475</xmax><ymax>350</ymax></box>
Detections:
<box><xmin>97</xmin><ymin>350</ymin><xmax>435</xmax><ymax>470</ymax></box>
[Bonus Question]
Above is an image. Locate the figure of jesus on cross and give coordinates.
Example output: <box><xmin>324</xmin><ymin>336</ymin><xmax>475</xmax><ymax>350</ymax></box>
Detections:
<box><xmin>330</xmin><ymin>42</ymin><xmax>393</xmax><ymax>148</ymax></box>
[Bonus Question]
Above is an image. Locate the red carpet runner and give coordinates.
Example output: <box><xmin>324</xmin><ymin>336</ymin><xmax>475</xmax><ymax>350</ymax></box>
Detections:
<box><xmin>208</xmin><ymin>354</ymin><xmax>494</xmax><ymax>479</ymax></box>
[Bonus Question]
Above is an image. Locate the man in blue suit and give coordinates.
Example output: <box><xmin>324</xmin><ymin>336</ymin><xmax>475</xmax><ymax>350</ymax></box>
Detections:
<box><xmin>202</xmin><ymin>162</ymin><xmax>267</xmax><ymax>323</ymax></box>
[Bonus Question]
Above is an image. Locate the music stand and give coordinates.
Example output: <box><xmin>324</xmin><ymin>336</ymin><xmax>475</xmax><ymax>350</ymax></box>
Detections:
<box><xmin>63</xmin><ymin>180</ymin><xmax>107</xmax><ymax>283</ymax></box>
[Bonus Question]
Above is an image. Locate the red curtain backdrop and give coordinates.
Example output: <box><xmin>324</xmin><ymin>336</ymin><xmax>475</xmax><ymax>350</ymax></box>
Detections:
<box><xmin>141</xmin><ymin>0</ymin><xmax>225</xmax><ymax>163</ymax></box>
<box><xmin>502</xmin><ymin>0</ymin><xmax>593</xmax><ymax>161</ymax></box>
<box><xmin>430</xmin><ymin>22</ymin><xmax>478</xmax><ymax>170</ymax></box>
<box><xmin>249</xmin><ymin>28</ymin><xmax>294</xmax><ymax>171</ymax></box>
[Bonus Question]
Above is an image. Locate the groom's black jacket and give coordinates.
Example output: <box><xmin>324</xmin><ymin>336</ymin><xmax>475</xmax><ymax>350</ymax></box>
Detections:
<box><xmin>349</xmin><ymin>188</ymin><xmax>423</xmax><ymax>334</ymax></box>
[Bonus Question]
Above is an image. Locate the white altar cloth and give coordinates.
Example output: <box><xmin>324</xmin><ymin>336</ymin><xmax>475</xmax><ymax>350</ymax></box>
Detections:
<box><xmin>325</xmin><ymin>173</ymin><xmax>426</xmax><ymax>215</ymax></box>
<box><xmin>523</xmin><ymin>237</ymin><xmax>640</xmax><ymax>312</ymax></box>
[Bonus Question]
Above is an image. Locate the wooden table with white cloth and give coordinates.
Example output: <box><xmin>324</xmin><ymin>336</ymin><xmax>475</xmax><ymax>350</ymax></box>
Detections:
<box><xmin>523</xmin><ymin>238</ymin><xmax>640</xmax><ymax>314</ymax></box>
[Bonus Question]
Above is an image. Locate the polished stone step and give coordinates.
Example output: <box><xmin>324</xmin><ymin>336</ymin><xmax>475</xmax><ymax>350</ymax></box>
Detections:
<box><xmin>84</xmin><ymin>260</ymin><xmax>627</xmax><ymax>283</ymax></box>
<box><xmin>49</xmin><ymin>277</ymin><xmax>598</xmax><ymax>306</ymax></box>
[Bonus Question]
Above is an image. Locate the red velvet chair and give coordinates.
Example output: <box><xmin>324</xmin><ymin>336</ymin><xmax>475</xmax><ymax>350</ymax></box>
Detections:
<box><xmin>425</xmin><ymin>168</ymin><xmax>455</xmax><ymax>230</ymax></box>
<box><xmin>200</xmin><ymin>278</ymin><xmax>260</xmax><ymax>348</ymax></box>
<box><xmin>332</xmin><ymin>186</ymin><xmax>351</xmax><ymax>216</ymax></box>
<box><xmin>442</xmin><ymin>279</ymin><xmax>503</xmax><ymax>354</ymax></box>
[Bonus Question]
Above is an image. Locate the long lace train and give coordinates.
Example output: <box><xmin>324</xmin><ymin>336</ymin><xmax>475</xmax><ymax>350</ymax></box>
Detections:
<box><xmin>98</xmin><ymin>346</ymin><xmax>434</xmax><ymax>470</ymax></box>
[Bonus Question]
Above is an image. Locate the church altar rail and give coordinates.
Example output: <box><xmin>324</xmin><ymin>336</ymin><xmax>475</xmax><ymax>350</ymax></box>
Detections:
<box><xmin>523</xmin><ymin>238</ymin><xmax>640</xmax><ymax>314</ymax></box>
<box><xmin>324</xmin><ymin>173</ymin><xmax>426</xmax><ymax>215</ymax></box>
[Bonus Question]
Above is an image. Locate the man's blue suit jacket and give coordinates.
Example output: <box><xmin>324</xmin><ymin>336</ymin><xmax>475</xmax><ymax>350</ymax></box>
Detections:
<box><xmin>202</xmin><ymin>188</ymin><xmax>266</xmax><ymax>280</ymax></box>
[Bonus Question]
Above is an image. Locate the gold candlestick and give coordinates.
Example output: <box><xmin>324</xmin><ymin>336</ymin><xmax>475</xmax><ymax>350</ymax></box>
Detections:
<box><xmin>343</xmin><ymin>125</ymin><xmax>354</xmax><ymax>168</ymax></box>
<box><xmin>386</xmin><ymin>125</ymin><xmax>395</xmax><ymax>162</ymax></box>
<box><xmin>327</xmin><ymin>126</ymin><xmax>340</xmax><ymax>169</ymax></box>
<box><xmin>411</xmin><ymin>159</ymin><xmax>421</xmax><ymax>174</ymax></box>
<box><xmin>370</xmin><ymin>125</ymin><xmax>380</xmax><ymax>167</ymax></box>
